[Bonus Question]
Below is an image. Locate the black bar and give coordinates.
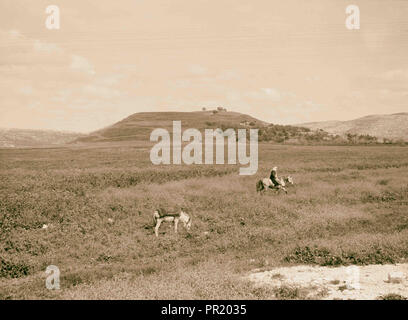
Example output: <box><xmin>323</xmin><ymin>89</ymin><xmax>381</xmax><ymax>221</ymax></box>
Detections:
<box><xmin>0</xmin><ymin>300</ymin><xmax>405</xmax><ymax>318</ymax></box>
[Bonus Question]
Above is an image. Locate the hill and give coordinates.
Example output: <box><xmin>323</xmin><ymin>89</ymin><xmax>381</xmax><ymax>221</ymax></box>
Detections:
<box><xmin>0</xmin><ymin>128</ymin><xmax>85</xmax><ymax>148</ymax></box>
<box><xmin>6</xmin><ymin>110</ymin><xmax>404</xmax><ymax>147</ymax></box>
<box><xmin>75</xmin><ymin>110</ymin><xmax>270</xmax><ymax>143</ymax></box>
<box><xmin>298</xmin><ymin>113</ymin><xmax>408</xmax><ymax>142</ymax></box>
<box><xmin>74</xmin><ymin>109</ymin><xmax>381</xmax><ymax>145</ymax></box>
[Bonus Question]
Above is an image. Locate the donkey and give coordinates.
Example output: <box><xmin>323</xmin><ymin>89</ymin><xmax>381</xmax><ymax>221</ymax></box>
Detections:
<box><xmin>153</xmin><ymin>208</ymin><xmax>192</xmax><ymax>237</ymax></box>
<box><xmin>256</xmin><ymin>176</ymin><xmax>293</xmax><ymax>194</ymax></box>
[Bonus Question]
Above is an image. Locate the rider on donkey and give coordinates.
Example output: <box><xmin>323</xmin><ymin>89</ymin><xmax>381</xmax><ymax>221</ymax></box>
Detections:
<box><xmin>269</xmin><ymin>166</ymin><xmax>282</xmax><ymax>188</ymax></box>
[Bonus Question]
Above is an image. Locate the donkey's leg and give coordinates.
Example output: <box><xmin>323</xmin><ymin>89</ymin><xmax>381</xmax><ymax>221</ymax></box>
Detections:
<box><xmin>154</xmin><ymin>219</ymin><xmax>162</xmax><ymax>237</ymax></box>
<box><xmin>278</xmin><ymin>186</ymin><xmax>288</xmax><ymax>194</ymax></box>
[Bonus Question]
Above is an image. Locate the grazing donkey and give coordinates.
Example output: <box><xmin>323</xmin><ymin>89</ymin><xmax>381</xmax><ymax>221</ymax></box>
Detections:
<box><xmin>153</xmin><ymin>208</ymin><xmax>192</xmax><ymax>237</ymax></box>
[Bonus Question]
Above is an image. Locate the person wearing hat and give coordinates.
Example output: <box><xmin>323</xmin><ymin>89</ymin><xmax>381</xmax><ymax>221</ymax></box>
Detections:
<box><xmin>269</xmin><ymin>166</ymin><xmax>281</xmax><ymax>187</ymax></box>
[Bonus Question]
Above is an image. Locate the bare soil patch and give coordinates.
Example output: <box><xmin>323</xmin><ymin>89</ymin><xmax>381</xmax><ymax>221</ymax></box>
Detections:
<box><xmin>247</xmin><ymin>263</ymin><xmax>408</xmax><ymax>300</ymax></box>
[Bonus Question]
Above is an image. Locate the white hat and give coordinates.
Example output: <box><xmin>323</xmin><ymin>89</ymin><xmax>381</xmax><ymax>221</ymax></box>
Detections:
<box><xmin>272</xmin><ymin>166</ymin><xmax>277</xmax><ymax>171</ymax></box>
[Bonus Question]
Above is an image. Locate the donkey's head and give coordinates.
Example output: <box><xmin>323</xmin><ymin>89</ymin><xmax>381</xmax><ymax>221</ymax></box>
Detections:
<box><xmin>180</xmin><ymin>210</ymin><xmax>192</xmax><ymax>230</ymax></box>
<box><xmin>286</xmin><ymin>175</ymin><xmax>294</xmax><ymax>185</ymax></box>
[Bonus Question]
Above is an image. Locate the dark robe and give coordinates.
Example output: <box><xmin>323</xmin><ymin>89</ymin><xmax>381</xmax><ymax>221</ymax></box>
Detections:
<box><xmin>269</xmin><ymin>170</ymin><xmax>280</xmax><ymax>186</ymax></box>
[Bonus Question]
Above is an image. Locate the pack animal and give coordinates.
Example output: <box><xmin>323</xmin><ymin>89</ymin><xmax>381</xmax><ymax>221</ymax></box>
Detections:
<box><xmin>153</xmin><ymin>209</ymin><xmax>192</xmax><ymax>237</ymax></box>
<box><xmin>256</xmin><ymin>175</ymin><xmax>293</xmax><ymax>194</ymax></box>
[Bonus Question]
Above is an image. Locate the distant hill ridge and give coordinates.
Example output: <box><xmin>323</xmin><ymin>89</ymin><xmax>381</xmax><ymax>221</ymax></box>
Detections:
<box><xmin>298</xmin><ymin>112</ymin><xmax>408</xmax><ymax>141</ymax></box>
<box><xmin>0</xmin><ymin>128</ymin><xmax>84</xmax><ymax>148</ymax></box>
<box><xmin>4</xmin><ymin>110</ymin><xmax>408</xmax><ymax>147</ymax></box>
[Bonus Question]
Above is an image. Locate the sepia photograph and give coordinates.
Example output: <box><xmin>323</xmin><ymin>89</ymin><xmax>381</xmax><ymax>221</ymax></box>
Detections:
<box><xmin>1</xmin><ymin>0</ymin><xmax>408</xmax><ymax>306</ymax></box>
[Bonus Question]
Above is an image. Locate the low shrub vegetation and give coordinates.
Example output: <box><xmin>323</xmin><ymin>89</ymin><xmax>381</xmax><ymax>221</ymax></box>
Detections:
<box><xmin>1</xmin><ymin>144</ymin><xmax>408</xmax><ymax>299</ymax></box>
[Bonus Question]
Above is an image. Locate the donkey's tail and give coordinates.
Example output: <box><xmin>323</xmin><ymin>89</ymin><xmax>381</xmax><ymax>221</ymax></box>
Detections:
<box><xmin>256</xmin><ymin>180</ymin><xmax>264</xmax><ymax>192</ymax></box>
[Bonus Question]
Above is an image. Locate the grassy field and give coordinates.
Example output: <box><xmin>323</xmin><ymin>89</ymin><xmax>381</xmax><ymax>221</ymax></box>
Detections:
<box><xmin>1</xmin><ymin>143</ymin><xmax>408</xmax><ymax>299</ymax></box>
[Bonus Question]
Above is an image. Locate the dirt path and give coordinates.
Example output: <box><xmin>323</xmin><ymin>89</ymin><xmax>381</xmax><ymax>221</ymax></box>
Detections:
<box><xmin>247</xmin><ymin>263</ymin><xmax>408</xmax><ymax>300</ymax></box>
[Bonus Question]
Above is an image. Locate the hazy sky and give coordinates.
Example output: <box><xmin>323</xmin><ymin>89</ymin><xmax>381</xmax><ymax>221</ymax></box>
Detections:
<box><xmin>1</xmin><ymin>0</ymin><xmax>407</xmax><ymax>132</ymax></box>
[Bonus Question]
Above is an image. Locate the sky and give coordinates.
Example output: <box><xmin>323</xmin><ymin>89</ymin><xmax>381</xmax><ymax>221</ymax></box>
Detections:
<box><xmin>0</xmin><ymin>0</ymin><xmax>407</xmax><ymax>133</ymax></box>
